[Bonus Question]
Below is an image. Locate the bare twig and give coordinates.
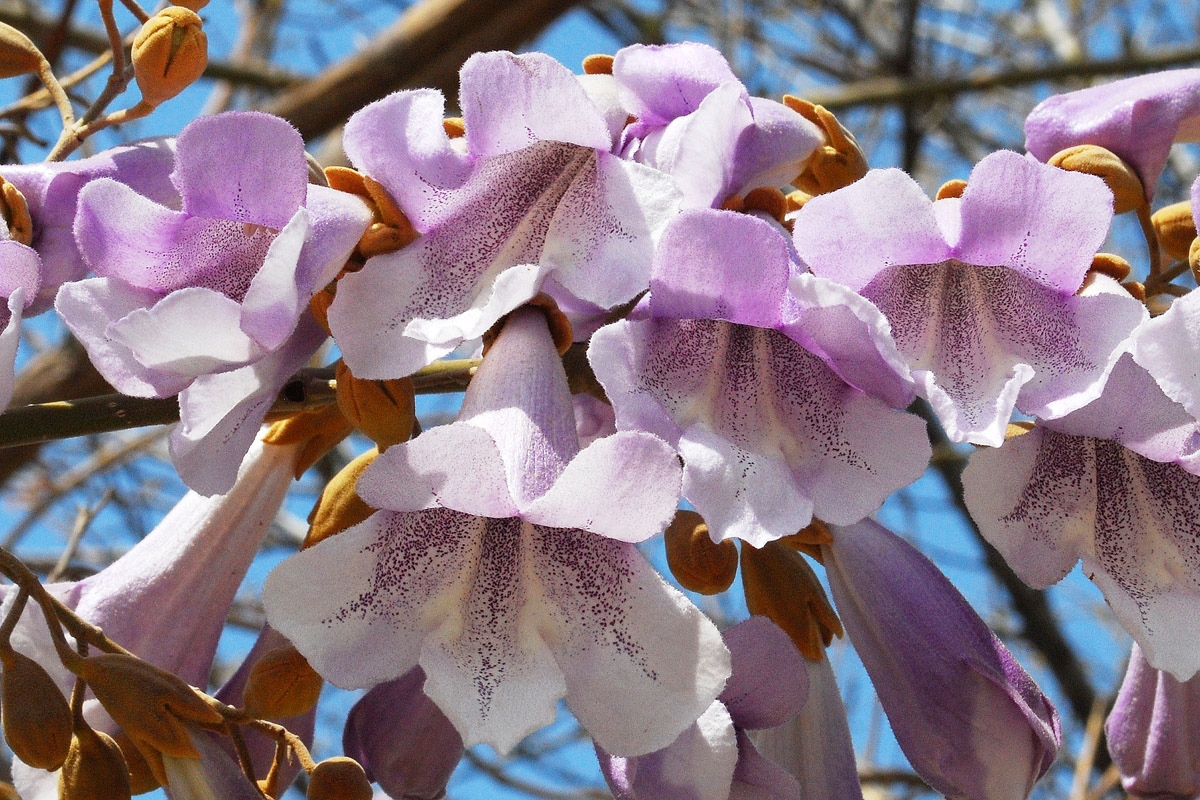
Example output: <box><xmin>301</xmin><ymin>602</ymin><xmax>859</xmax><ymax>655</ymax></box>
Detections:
<box><xmin>47</xmin><ymin>489</ymin><xmax>115</xmax><ymax>582</ymax></box>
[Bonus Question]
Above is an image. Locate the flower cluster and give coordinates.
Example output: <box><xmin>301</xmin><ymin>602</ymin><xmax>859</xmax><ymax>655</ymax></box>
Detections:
<box><xmin>4</xmin><ymin>36</ymin><xmax>1200</xmax><ymax>800</ymax></box>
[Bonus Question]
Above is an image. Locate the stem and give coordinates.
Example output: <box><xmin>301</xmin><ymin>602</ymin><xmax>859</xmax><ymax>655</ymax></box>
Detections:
<box><xmin>115</xmin><ymin>0</ymin><xmax>150</xmax><ymax>24</ymax></box>
<box><xmin>48</xmin><ymin>98</ymin><xmax>153</xmax><ymax>161</ymax></box>
<box><xmin>0</xmin><ymin>548</ymin><xmax>82</xmax><ymax>671</ymax></box>
<box><xmin>0</xmin><ymin>587</ymin><xmax>28</xmax><ymax>645</ymax></box>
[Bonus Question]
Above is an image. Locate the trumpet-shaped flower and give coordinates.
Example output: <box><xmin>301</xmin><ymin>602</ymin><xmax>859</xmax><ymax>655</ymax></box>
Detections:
<box><xmin>964</xmin><ymin>348</ymin><xmax>1200</xmax><ymax>680</ymax></box>
<box><xmin>589</xmin><ymin>209</ymin><xmax>928</xmax><ymax>546</ymax></box>
<box><xmin>328</xmin><ymin>50</ymin><xmax>681</xmax><ymax>379</ymax></box>
<box><xmin>612</xmin><ymin>42</ymin><xmax>823</xmax><ymax>208</ymax></box>
<box><xmin>56</xmin><ymin>111</ymin><xmax>370</xmax><ymax>493</ymax></box>
<box><xmin>596</xmin><ymin>616</ymin><xmax>806</xmax><ymax>800</ymax></box>
<box><xmin>823</xmin><ymin>519</ymin><xmax>1061</xmax><ymax>800</ymax></box>
<box><xmin>265</xmin><ymin>307</ymin><xmax>729</xmax><ymax>756</ymax></box>
<box><xmin>4</xmin><ymin>434</ymin><xmax>304</xmax><ymax>799</ymax></box>
<box><xmin>792</xmin><ymin>150</ymin><xmax>1146</xmax><ymax>446</ymax></box>
<box><xmin>1024</xmin><ymin>69</ymin><xmax>1200</xmax><ymax>199</ymax></box>
<box><xmin>1106</xmin><ymin>642</ymin><xmax>1200</xmax><ymax>800</ymax></box>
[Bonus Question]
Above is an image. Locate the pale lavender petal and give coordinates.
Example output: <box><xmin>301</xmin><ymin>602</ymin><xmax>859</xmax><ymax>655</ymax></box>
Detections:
<box><xmin>0</xmin><ymin>239</ymin><xmax>42</xmax><ymax>302</ymax></box>
<box><xmin>107</xmin><ymin>286</ymin><xmax>263</xmax><ymax>376</ymax></box>
<box><xmin>590</xmin><ymin>317</ymin><xmax>930</xmax><ymax>546</ymax></box>
<box><xmin>238</xmin><ymin>208</ymin><xmax>311</xmax><ymax>350</ymax></box>
<box><xmin>54</xmin><ymin>277</ymin><xmax>192</xmax><ymax>398</ymax></box>
<box><xmin>751</xmin><ymin>656</ymin><xmax>864</xmax><ymax>800</ymax></box>
<box><xmin>729</xmin><ymin>98</ymin><xmax>822</xmax><ymax>197</ymax></box>
<box><xmin>574</xmin><ymin>393</ymin><xmax>617</xmax><ymax>447</ymax></box>
<box><xmin>824</xmin><ymin>519</ymin><xmax>1061</xmax><ymax>800</ymax></box>
<box><xmin>343</xmin><ymin>89</ymin><xmax>473</xmax><ymax>232</ymax></box>
<box><xmin>862</xmin><ymin>263</ymin><xmax>1141</xmax><ymax>445</ymax></box>
<box><xmin>719</xmin><ymin>617</ymin><xmax>806</xmax><ymax>731</ymax></box>
<box><xmin>578</xmin><ymin>73</ymin><xmax>628</xmax><ymax>148</ymax></box>
<box><xmin>460</xmin><ymin>51</ymin><xmax>612</xmax><ymax>157</ymax></box>
<box><xmin>597</xmin><ymin>702</ymin><xmax>740</xmax><ymax>800</ymax></box>
<box><xmin>291</xmin><ymin>183</ymin><xmax>372</xmax><ymax>297</ymax></box>
<box><xmin>730</xmin><ymin>733</ymin><xmax>802</xmax><ymax>800</ymax></box>
<box><xmin>955</xmin><ymin>151</ymin><xmax>1111</xmax><ymax>293</ymax></box>
<box><xmin>964</xmin><ymin>427</ymin><xmax>1200</xmax><ymax>680</ymax></box>
<box><xmin>1106</xmin><ymin>643</ymin><xmax>1200</xmax><ymax>800</ymax></box>
<box><xmin>1024</xmin><ymin>69</ymin><xmax>1200</xmax><ymax>197</ymax></box>
<box><xmin>648</xmin><ymin>210</ymin><xmax>790</xmax><ymax>329</ymax></box>
<box><xmin>0</xmin><ymin>290</ymin><xmax>23</xmax><ymax>411</ymax></box>
<box><xmin>613</xmin><ymin>42</ymin><xmax>738</xmax><ymax>125</ymax></box>
<box><xmin>650</xmin><ymin>81</ymin><xmax>754</xmax><ymax>208</ymax></box>
<box><xmin>1132</xmin><ymin>286</ymin><xmax>1200</xmax><ymax>421</ymax></box>
<box><xmin>521</xmin><ymin>431</ymin><xmax>682</xmax><ymax>542</ymax></box>
<box><xmin>343</xmin><ymin>667</ymin><xmax>464</xmax><ymax>800</ymax></box>
<box><xmin>793</xmin><ymin>169</ymin><xmax>950</xmax><ymax>292</ymax></box>
<box><xmin>170</xmin><ymin>314</ymin><xmax>324</xmax><ymax>495</ymax></box>
<box><xmin>172</xmin><ymin>111</ymin><xmax>307</xmax><ymax>228</ymax></box>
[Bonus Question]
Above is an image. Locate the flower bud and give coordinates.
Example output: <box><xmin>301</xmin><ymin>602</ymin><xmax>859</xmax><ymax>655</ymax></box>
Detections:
<box><xmin>131</xmin><ymin>7</ymin><xmax>208</xmax><ymax>107</ymax></box>
<box><xmin>740</xmin><ymin>541</ymin><xmax>842</xmax><ymax>660</ymax></box>
<box><xmin>936</xmin><ymin>178</ymin><xmax>968</xmax><ymax>200</ymax></box>
<box><xmin>0</xmin><ymin>176</ymin><xmax>33</xmax><ymax>245</ymax></box>
<box><xmin>664</xmin><ymin>510</ymin><xmax>738</xmax><ymax>594</ymax></box>
<box><xmin>1048</xmin><ymin>144</ymin><xmax>1145</xmax><ymax>214</ymax></box>
<box><xmin>783</xmin><ymin>96</ymin><xmax>869</xmax><ymax>195</ymax></box>
<box><xmin>742</xmin><ymin>187</ymin><xmax>788</xmax><ymax>224</ymax></box>
<box><xmin>777</xmin><ymin>518</ymin><xmax>833</xmax><ymax>562</ymax></box>
<box><xmin>1152</xmin><ymin>200</ymin><xmax>1196</xmax><ymax>263</ymax></box>
<box><xmin>172</xmin><ymin>0</ymin><xmax>210</xmax><ymax>10</ymax></box>
<box><xmin>582</xmin><ymin>54</ymin><xmax>614</xmax><ymax>74</ymax></box>
<box><xmin>307</xmin><ymin>757</ymin><xmax>372</xmax><ymax>800</ymax></box>
<box><xmin>0</xmin><ymin>781</ymin><xmax>17</xmax><ymax>799</ymax></box>
<box><xmin>305</xmin><ymin>449</ymin><xmax>378</xmax><ymax>548</ymax></box>
<box><xmin>0</xmin><ymin>647</ymin><xmax>73</xmax><ymax>770</ymax></box>
<box><xmin>0</xmin><ymin>23</ymin><xmax>45</xmax><ymax>79</ymax></box>
<box><xmin>1088</xmin><ymin>252</ymin><xmax>1132</xmax><ymax>283</ymax></box>
<box><xmin>111</xmin><ymin>730</ymin><xmax>161</xmax><ymax>795</ymax></box>
<box><xmin>263</xmin><ymin>405</ymin><xmax>355</xmax><ymax>478</ymax></box>
<box><xmin>243</xmin><ymin>644</ymin><xmax>323</xmax><ymax>719</ymax></box>
<box><xmin>335</xmin><ymin>362</ymin><xmax>416</xmax><ymax>450</ymax></box>
<box><xmin>58</xmin><ymin>726</ymin><xmax>132</xmax><ymax>800</ymax></box>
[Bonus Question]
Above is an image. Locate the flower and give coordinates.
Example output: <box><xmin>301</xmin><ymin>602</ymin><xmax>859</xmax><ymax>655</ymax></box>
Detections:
<box><xmin>1024</xmin><ymin>69</ymin><xmax>1200</xmax><ymax>199</ymax></box>
<box><xmin>963</xmin><ymin>348</ymin><xmax>1200</xmax><ymax>679</ymax></box>
<box><xmin>596</xmin><ymin>616</ymin><xmax>806</xmax><ymax>800</ymax></box>
<box><xmin>4</xmin><ymin>434</ymin><xmax>304</xmax><ymax>799</ymax></box>
<box><xmin>265</xmin><ymin>306</ymin><xmax>730</xmax><ymax>756</ymax></box>
<box><xmin>328</xmin><ymin>50</ymin><xmax>681</xmax><ymax>379</ymax></box>
<box><xmin>1107</xmin><ymin>642</ymin><xmax>1200</xmax><ymax>800</ymax></box>
<box><xmin>56</xmin><ymin>111</ymin><xmax>370</xmax><ymax>493</ymax></box>
<box><xmin>792</xmin><ymin>149</ymin><xmax>1147</xmax><ymax>445</ymax></box>
<box><xmin>589</xmin><ymin>208</ymin><xmax>928</xmax><ymax>546</ymax></box>
<box><xmin>612</xmin><ymin>42</ymin><xmax>823</xmax><ymax>208</ymax></box>
<box><xmin>823</xmin><ymin>519</ymin><xmax>1061</xmax><ymax>800</ymax></box>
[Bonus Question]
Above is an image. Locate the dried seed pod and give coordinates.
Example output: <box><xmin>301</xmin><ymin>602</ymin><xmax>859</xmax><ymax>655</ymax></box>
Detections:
<box><xmin>741</xmin><ymin>541</ymin><xmax>842</xmax><ymax>660</ymax></box>
<box><xmin>305</xmin><ymin>449</ymin><xmax>378</xmax><ymax>548</ymax></box>
<box><xmin>307</xmin><ymin>757</ymin><xmax>372</xmax><ymax>800</ymax></box>
<box><xmin>1152</xmin><ymin>200</ymin><xmax>1196</xmax><ymax>263</ymax></box>
<box><xmin>335</xmin><ymin>362</ymin><xmax>416</xmax><ymax>450</ymax></box>
<box><xmin>664</xmin><ymin>510</ymin><xmax>738</xmax><ymax>595</ymax></box>
<box><xmin>0</xmin><ymin>22</ymin><xmax>45</xmax><ymax>79</ymax></box>
<box><xmin>1048</xmin><ymin>144</ymin><xmax>1145</xmax><ymax>214</ymax></box>
<box><xmin>243</xmin><ymin>644</ymin><xmax>323</xmax><ymax>719</ymax></box>
<box><xmin>58</xmin><ymin>725</ymin><xmax>132</xmax><ymax>800</ymax></box>
<box><xmin>0</xmin><ymin>647</ymin><xmax>73</xmax><ymax>770</ymax></box>
<box><xmin>131</xmin><ymin>7</ymin><xmax>208</xmax><ymax>107</ymax></box>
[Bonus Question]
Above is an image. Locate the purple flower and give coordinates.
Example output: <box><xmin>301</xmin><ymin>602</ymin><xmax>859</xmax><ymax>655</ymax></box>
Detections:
<box><xmin>589</xmin><ymin>209</ymin><xmax>928</xmax><ymax>546</ymax></box>
<box><xmin>4</xmin><ymin>434</ymin><xmax>304</xmax><ymax>799</ymax></box>
<box><xmin>1107</xmin><ymin>642</ymin><xmax>1200</xmax><ymax>800</ymax></box>
<box><xmin>596</xmin><ymin>616</ymin><xmax>806</xmax><ymax>800</ymax></box>
<box><xmin>343</xmin><ymin>667</ymin><xmax>464</xmax><ymax>800</ymax></box>
<box><xmin>612</xmin><ymin>42</ymin><xmax>823</xmax><ymax>208</ymax></box>
<box><xmin>56</xmin><ymin>111</ymin><xmax>370</xmax><ymax>493</ymax></box>
<box><xmin>823</xmin><ymin>519</ymin><xmax>1061</xmax><ymax>800</ymax></box>
<box><xmin>963</xmin><ymin>349</ymin><xmax>1200</xmax><ymax>679</ymax></box>
<box><xmin>1025</xmin><ymin>70</ymin><xmax>1200</xmax><ymax>199</ymax></box>
<box><xmin>793</xmin><ymin>150</ymin><xmax>1146</xmax><ymax>446</ymax></box>
<box><xmin>264</xmin><ymin>307</ymin><xmax>729</xmax><ymax>757</ymax></box>
<box><xmin>328</xmin><ymin>50</ymin><xmax>681</xmax><ymax>379</ymax></box>
<box><xmin>1131</xmin><ymin>273</ymin><xmax>1200</xmax><ymax>424</ymax></box>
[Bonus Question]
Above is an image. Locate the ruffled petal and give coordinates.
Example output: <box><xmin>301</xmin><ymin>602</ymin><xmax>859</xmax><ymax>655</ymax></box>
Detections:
<box><xmin>238</xmin><ymin>208</ymin><xmax>312</xmax><ymax>350</ymax></box>
<box><xmin>954</xmin><ymin>151</ymin><xmax>1112</xmax><ymax>293</ymax></box>
<box><xmin>730</xmin><ymin>98</ymin><xmax>822</xmax><ymax>197</ymax></box>
<box><xmin>613</xmin><ymin>42</ymin><xmax>739</xmax><ymax>125</ymax></box>
<box><xmin>650</xmin><ymin>81</ymin><xmax>754</xmax><ymax>208</ymax></box>
<box><xmin>460</xmin><ymin>51</ymin><xmax>612</xmax><ymax>157</ymax></box>
<box><xmin>0</xmin><ymin>239</ymin><xmax>42</xmax><ymax>302</ymax></box>
<box><xmin>793</xmin><ymin>168</ymin><xmax>950</xmax><ymax>292</ymax></box>
<box><xmin>55</xmin><ymin>277</ymin><xmax>192</xmax><ymax>398</ymax></box>
<box><xmin>1131</xmin><ymin>286</ymin><xmax>1200</xmax><ymax>421</ymax></box>
<box><xmin>719</xmin><ymin>617</ymin><xmax>806</xmax><ymax>731</ymax></box>
<box><xmin>172</xmin><ymin>111</ymin><xmax>307</xmax><ymax>228</ymax></box>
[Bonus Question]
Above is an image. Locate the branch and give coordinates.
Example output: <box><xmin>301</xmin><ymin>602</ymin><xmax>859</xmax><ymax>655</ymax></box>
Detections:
<box><xmin>805</xmin><ymin>43</ymin><xmax>1200</xmax><ymax>110</ymax></box>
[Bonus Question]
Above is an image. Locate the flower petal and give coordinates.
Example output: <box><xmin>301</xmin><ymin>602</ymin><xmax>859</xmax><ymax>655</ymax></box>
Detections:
<box><xmin>238</xmin><ymin>208</ymin><xmax>311</xmax><ymax>350</ymax></box>
<box><xmin>719</xmin><ymin>617</ymin><xmax>806</xmax><ymax>731</ymax></box>
<box><xmin>613</xmin><ymin>42</ymin><xmax>738</xmax><ymax>126</ymax></box>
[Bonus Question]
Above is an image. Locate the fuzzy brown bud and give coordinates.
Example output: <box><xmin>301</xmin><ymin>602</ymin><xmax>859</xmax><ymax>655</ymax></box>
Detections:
<box><xmin>172</xmin><ymin>0</ymin><xmax>210</xmax><ymax>9</ymax></box>
<box><xmin>582</xmin><ymin>54</ymin><xmax>614</xmax><ymax>74</ymax></box>
<box><xmin>0</xmin><ymin>782</ymin><xmax>17</xmax><ymax>800</ymax></box>
<box><xmin>335</xmin><ymin>362</ymin><xmax>416</xmax><ymax>450</ymax></box>
<box><xmin>664</xmin><ymin>510</ymin><xmax>738</xmax><ymax>595</ymax></box>
<box><xmin>741</xmin><ymin>541</ymin><xmax>843</xmax><ymax>660</ymax></box>
<box><xmin>305</xmin><ymin>449</ymin><xmax>378</xmax><ymax>548</ymax></box>
<box><xmin>0</xmin><ymin>177</ymin><xmax>32</xmax><ymax>246</ymax></box>
<box><xmin>58</xmin><ymin>726</ymin><xmax>132</xmax><ymax>800</ymax></box>
<box><xmin>0</xmin><ymin>23</ymin><xmax>43</xmax><ymax>79</ymax></box>
<box><xmin>1087</xmin><ymin>253</ymin><xmax>1132</xmax><ymax>283</ymax></box>
<box><xmin>131</xmin><ymin>7</ymin><xmax>208</xmax><ymax>107</ymax></box>
<box><xmin>307</xmin><ymin>757</ymin><xmax>372</xmax><ymax>800</ymax></box>
<box><xmin>1048</xmin><ymin>144</ymin><xmax>1145</xmax><ymax>214</ymax></box>
<box><xmin>442</xmin><ymin>117</ymin><xmax>466</xmax><ymax>139</ymax></box>
<box><xmin>743</xmin><ymin>187</ymin><xmax>788</xmax><ymax>224</ymax></box>
<box><xmin>0</xmin><ymin>648</ymin><xmax>73</xmax><ymax>770</ymax></box>
<box><xmin>482</xmin><ymin>293</ymin><xmax>573</xmax><ymax>357</ymax></box>
<box><xmin>783</xmin><ymin>96</ymin><xmax>869</xmax><ymax>195</ymax></box>
<box><xmin>1152</xmin><ymin>200</ymin><xmax>1197</xmax><ymax>263</ymax></box>
<box><xmin>777</xmin><ymin>518</ymin><xmax>833</xmax><ymax>563</ymax></box>
<box><xmin>263</xmin><ymin>404</ymin><xmax>355</xmax><ymax>478</ymax></box>
<box><xmin>936</xmin><ymin>179</ymin><xmax>967</xmax><ymax>200</ymax></box>
<box><xmin>243</xmin><ymin>644</ymin><xmax>323</xmax><ymax>719</ymax></box>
